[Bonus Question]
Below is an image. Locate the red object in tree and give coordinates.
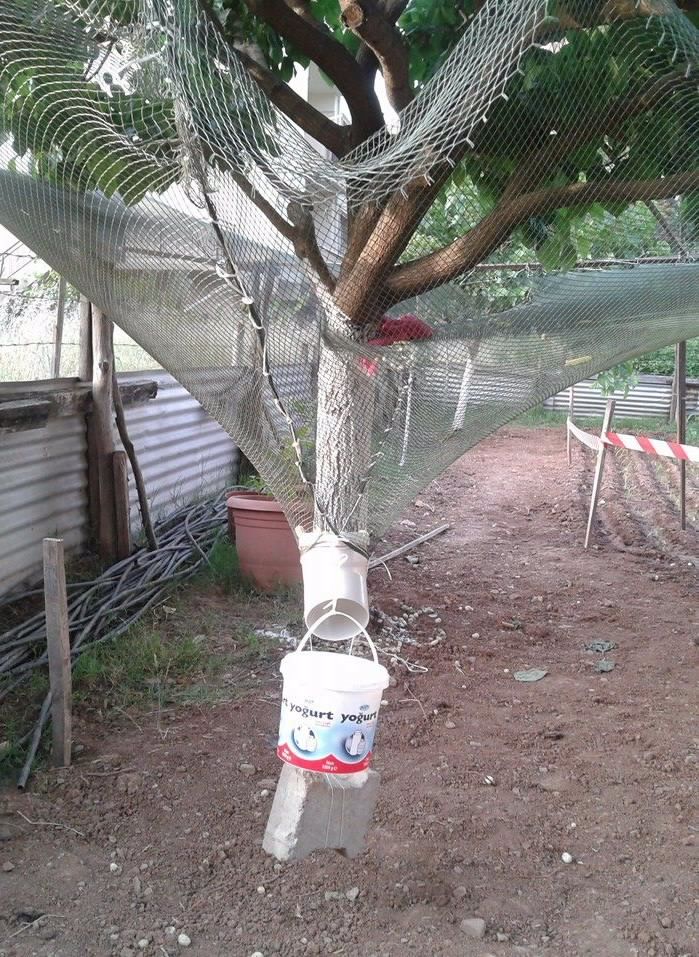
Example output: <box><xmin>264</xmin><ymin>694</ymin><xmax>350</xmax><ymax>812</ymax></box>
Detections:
<box><xmin>361</xmin><ymin>314</ymin><xmax>433</xmax><ymax>375</ymax></box>
<box><xmin>368</xmin><ymin>314</ymin><xmax>434</xmax><ymax>347</ymax></box>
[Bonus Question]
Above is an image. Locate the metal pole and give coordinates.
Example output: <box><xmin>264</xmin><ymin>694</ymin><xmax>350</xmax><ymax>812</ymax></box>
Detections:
<box><xmin>677</xmin><ymin>341</ymin><xmax>687</xmax><ymax>531</ymax></box>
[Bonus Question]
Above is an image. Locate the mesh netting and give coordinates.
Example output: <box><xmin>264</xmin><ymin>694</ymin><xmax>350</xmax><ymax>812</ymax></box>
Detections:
<box><xmin>0</xmin><ymin>0</ymin><xmax>698</xmax><ymax>554</ymax></box>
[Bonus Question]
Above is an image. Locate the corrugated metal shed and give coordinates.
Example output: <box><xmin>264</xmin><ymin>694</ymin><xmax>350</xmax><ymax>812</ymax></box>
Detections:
<box><xmin>0</xmin><ymin>372</ymin><xmax>239</xmax><ymax>596</ymax></box>
<box><xmin>544</xmin><ymin>374</ymin><xmax>699</xmax><ymax>419</ymax></box>
<box><xmin>0</xmin><ymin>414</ymin><xmax>88</xmax><ymax>595</ymax></box>
<box><xmin>118</xmin><ymin>371</ymin><xmax>239</xmax><ymax>528</ymax></box>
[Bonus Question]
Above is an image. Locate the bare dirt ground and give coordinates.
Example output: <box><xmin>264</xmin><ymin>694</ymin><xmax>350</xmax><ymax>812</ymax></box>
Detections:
<box><xmin>1</xmin><ymin>425</ymin><xmax>697</xmax><ymax>957</ymax></box>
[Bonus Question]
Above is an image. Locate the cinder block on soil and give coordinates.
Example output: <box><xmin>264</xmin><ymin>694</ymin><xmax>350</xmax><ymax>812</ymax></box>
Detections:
<box><xmin>262</xmin><ymin>763</ymin><xmax>380</xmax><ymax>861</ymax></box>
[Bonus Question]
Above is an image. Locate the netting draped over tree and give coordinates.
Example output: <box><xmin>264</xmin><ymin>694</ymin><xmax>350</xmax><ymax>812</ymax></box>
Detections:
<box><xmin>0</xmin><ymin>0</ymin><xmax>698</xmax><ymax>633</ymax></box>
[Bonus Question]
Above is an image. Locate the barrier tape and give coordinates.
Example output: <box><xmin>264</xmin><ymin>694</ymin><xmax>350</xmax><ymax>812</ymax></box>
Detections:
<box><xmin>566</xmin><ymin>417</ymin><xmax>601</xmax><ymax>451</ymax></box>
<box><xmin>567</xmin><ymin>418</ymin><xmax>698</xmax><ymax>462</ymax></box>
<box><xmin>603</xmin><ymin>431</ymin><xmax>699</xmax><ymax>463</ymax></box>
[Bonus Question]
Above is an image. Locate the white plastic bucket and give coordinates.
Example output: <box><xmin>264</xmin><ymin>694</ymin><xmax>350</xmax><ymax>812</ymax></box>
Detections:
<box><xmin>277</xmin><ymin>620</ymin><xmax>389</xmax><ymax>774</ymax></box>
<box><xmin>299</xmin><ymin>533</ymin><xmax>369</xmax><ymax>641</ymax></box>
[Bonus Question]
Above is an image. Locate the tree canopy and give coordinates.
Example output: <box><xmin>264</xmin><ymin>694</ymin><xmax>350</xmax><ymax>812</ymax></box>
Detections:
<box><xmin>1</xmin><ymin>0</ymin><xmax>698</xmax><ymax>326</ymax></box>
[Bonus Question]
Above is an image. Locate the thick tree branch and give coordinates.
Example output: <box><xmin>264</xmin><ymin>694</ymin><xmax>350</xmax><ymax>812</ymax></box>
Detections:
<box><xmin>385</xmin><ymin>170</ymin><xmax>699</xmax><ymax>303</ymax></box>
<box><xmin>241</xmin><ymin>0</ymin><xmax>384</xmax><ymax>141</ymax></box>
<box><xmin>355</xmin><ymin>0</ymin><xmax>409</xmax><ymax>82</ymax></box>
<box><xmin>230</xmin><ymin>172</ymin><xmax>335</xmax><ymax>290</ymax></box>
<box><xmin>537</xmin><ymin>0</ymin><xmax>695</xmax><ymax>36</ymax></box>
<box><xmin>501</xmin><ymin>70</ymin><xmax>695</xmax><ymax>202</ymax></box>
<box><xmin>196</xmin><ymin>0</ymin><xmax>349</xmax><ymax>155</ymax></box>
<box><xmin>339</xmin><ymin>0</ymin><xmax>413</xmax><ymax>112</ymax></box>
<box><xmin>235</xmin><ymin>48</ymin><xmax>349</xmax><ymax>156</ymax></box>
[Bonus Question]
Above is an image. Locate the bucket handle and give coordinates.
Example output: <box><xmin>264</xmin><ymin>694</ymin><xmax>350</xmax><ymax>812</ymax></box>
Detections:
<box><xmin>295</xmin><ymin>609</ymin><xmax>379</xmax><ymax>665</ymax></box>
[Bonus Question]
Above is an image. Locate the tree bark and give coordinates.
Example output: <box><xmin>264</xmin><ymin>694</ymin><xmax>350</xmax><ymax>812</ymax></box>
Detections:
<box><xmin>313</xmin><ymin>314</ymin><xmax>373</xmax><ymax>548</ymax></box>
<box><xmin>90</xmin><ymin>308</ymin><xmax>117</xmax><ymax>563</ymax></box>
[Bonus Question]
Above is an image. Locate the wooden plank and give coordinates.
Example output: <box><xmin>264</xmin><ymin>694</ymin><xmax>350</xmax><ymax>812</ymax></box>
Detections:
<box><xmin>78</xmin><ymin>296</ymin><xmax>93</xmax><ymax>383</ymax></box>
<box><xmin>43</xmin><ymin>538</ymin><xmax>72</xmax><ymax>768</ymax></box>
<box><xmin>112</xmin><ymin>450</ymin><xmax>132</xmax><ymax>560</ymax></box>
<box><xmin>0</xmin><ymin>399</ymin><xmax>51</xmax><ymax>432</ymax></box>
<box><xmin>567</xmin><ymin>385</ymin><xmax>575</xmax><ymax>465</ymax></box>
<box><xmin>91</xmin><ymin>308</ymin><xmax>117</xmax><ymax>563</ymax></box>
<box><xmin>0</xmin><ymin>379</ymin><xmax>157</xmax><ymax>418</ymax></box>
<box><xmin>584</xmin><ymin>400</ymin><xmax>615</xmax><ymax>550</ymax></box>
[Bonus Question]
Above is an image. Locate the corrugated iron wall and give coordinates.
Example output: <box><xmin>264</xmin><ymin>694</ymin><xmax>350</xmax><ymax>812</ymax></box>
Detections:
<box><xmin>118</xmin><ymin>372</ymin><xmax>239</xmax><ymax>530</ymax></box>
<box><xmin>0</xmin><ymin>373</ymin><xmax>238</xmax><ymax>597</ymax></box>
<box><xmin>544</xmin><ymin>375</ymin><xmax>699</xmax><ymax>419</ymax></box>
<box><xmin>0</xmin><ymin>415</ymin><xmax>89</xmax><ymax>596</ymax></box>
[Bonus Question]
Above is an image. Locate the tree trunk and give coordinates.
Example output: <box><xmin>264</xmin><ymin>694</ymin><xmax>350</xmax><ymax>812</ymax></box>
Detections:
<box><xmin>313</xmin><ymin>315</ymin><xmax>373</xmax><ymax>552</ymax></box>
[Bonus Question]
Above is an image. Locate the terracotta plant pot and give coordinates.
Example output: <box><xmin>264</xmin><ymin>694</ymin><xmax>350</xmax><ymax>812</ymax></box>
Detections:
<box><xmin>226</xmin><ymin>492</ymin><xmax>302</xmax><ymax>591</ymax></box>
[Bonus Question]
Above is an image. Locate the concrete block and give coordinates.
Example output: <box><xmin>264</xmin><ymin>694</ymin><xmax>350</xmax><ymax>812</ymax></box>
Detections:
<box><xmin>262</xmin><ymin>763</ymin><xmax>380</xmax><ymax>861</ymax></box>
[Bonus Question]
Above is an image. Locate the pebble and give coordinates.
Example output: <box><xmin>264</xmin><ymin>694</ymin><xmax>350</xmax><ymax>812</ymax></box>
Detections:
<box><xmin>659</xmin><ymin>916</ymin><xmax>672</xmax><ymax>928</ymax></box>
<box><xmin>177</xmin><ymin>932</ymin><xmax>192</xmax><ymax>947</ymax></box>
<box><xmin>109</xmin><ymin>862</ymin><xmax>121</xmax><ymax>873</ymax></box>
<box><xmin>445</xmin><ymin>720</ymin><xmax>456</xmax><ymax>730</ymax></box>
<box><xmin>346</xmin><ymin>886</ymin><xmax>360</xmax><ymax>901</ymax></box>
<box><xmin>561</xmin><ymin>852</ymin><xmax>573</xmax><ymax>864</ymax></box>
<box><xmin>406</xmin><ymin>555</ymin><xmax>420</xmax><ymax>565</ymax></box>
<box><xmin>2</xmin><ymin>861</ymin><xmax>15</xmax><ymax>872</ymax></box>
<box><xmin>137</xmin><ymin>939</ymin><xmax>149</xmax><ymax>949</ymax></box>
<box><xmin>460</xmin><ymin>917</ymin><xmax>486</xmax><ymax>939</ymax></box>
<box><xmin>250</xmin><ymin>953</ymin><xmax>264</xmax><ymax>957</ymax></box>
<box><xmin>239</xmin><ymin>763</ymin><xmax>256</xmax><ymax>776</ymax></box>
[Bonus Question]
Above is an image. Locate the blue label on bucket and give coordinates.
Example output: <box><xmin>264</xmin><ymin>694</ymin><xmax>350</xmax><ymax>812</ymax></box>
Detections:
<box><xmin>277</xmin><ymin>692</ymin><xmax>381</xmax><ymax>773</ymax></box>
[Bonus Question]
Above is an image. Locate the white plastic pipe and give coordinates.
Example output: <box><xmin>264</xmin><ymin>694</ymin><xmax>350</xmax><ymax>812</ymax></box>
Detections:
<box><xmin>298</xmin><ymin>532</ymin><xmax>369</xmax><ymax>641</ymax></box>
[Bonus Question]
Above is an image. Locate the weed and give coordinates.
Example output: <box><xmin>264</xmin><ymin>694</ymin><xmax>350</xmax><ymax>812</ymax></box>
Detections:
<box><xmin>200</xmin><ymin>537</ymin><xmax>245</xmax><ymax>592</ymax></box>
<box><xmin>72</xmin><ymin>623</ymin><xmax>211</xmax><ymax>711</ymax></box>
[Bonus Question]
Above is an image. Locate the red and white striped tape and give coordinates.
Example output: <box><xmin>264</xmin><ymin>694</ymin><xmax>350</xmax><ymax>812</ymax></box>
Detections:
<box><xmin>603</xmin><ymin>431</ymin><xmax>699</xmax><ymax>463</ymax></box>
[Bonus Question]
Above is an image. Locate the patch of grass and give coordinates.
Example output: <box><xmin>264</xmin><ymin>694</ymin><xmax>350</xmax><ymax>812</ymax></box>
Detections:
<box><xmin>515</xmin><ymin>407</ymin><xmax>698</xmax><ymax>443</ymax></box>
<box><xmin>194</xmin><ymin>536</ymin><xmax>250</xmax><ymax>594</ymax></box>
<box><xmin>72</xmin><ymin>623</ymin><xmax>218</xmax><ymax>711</ymax></box>
<box><xmin>514</xmin><ymin>408</ymin><xmax>567</xmax><ymax>428</ymax></box>
<box><xmin>234</xmin><ymin>628</ymin><xmax>267</xmax><ymax>660</ymax></box>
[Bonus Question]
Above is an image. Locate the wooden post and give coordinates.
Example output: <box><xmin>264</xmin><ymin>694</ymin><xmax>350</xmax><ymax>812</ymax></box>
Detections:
<box><xmin>567</xmin><ymin>384</ymin><xmax>575</xmax><ymax>466</ymax></box>
<box><xmin>584</xmin><ymin>399</ymin><xmax>615</xmax><ymax>550</ymax></box>
<box><xmin>51</xmin><ymin>276</ymin><xmax>66</xmax><ymax>379</ymax></box>
<box><xmin>78</xmin><ymin>296</ymin><xmax>93</xmax><ymax>382</ymax></box>
<box><xmin>79</xmin><ymin>297</ymin><xmax>100</xmax><ymax>540</ymax></box>
<box><xmin>43</xmin><ymin>538</ymin><xmax>72</xmax><ymax>768</ymax></box>
<box><xmin>112</xmin><ymin>451</ymin><xmax>132</xmax><ymax>559</ymax></box>
<box><xmin>90</xmin><ymin>308</ymin><xmax>117</xmax><ymax>563</ymax></box>
<box><xmin>677</xmin><ymin>341</ymin><xmax>687</xmax><ymax>531</ymax></box>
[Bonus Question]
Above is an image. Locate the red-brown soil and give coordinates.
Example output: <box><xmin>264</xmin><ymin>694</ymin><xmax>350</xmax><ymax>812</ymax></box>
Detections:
<box><xmin>1</xmin><ymin>426</ymin><xmax>697</xmax><ymax>957</ymax></box>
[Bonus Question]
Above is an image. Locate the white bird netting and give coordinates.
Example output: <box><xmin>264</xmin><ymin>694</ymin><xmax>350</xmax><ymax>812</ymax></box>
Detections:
<box><xmin>0</xmin><ymin>0</ymin><xmax>698</xmax><ymax>560</ymax></box>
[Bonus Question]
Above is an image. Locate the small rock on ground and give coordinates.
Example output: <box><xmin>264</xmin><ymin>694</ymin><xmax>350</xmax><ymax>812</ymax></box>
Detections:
<box><xmin>460</xmin><ymin>917</ymin><xmax>486</xmax><ymax>939</ymax></box>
